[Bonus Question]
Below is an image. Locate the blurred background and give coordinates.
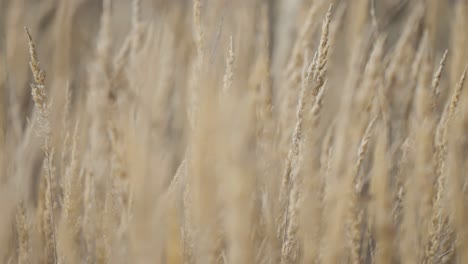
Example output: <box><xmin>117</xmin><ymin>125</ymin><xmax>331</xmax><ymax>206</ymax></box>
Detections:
<box><xmin>0</xmin><ymin>0</ymin><xmax>458</xmax><ymax>131</ymax></box>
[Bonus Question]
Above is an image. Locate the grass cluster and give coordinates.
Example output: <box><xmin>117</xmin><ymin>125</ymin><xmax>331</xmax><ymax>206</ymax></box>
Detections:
<box><xmin>1</xmin><ymin>0</ymin><xmax>468</xmax><ymax>263</ymax></box>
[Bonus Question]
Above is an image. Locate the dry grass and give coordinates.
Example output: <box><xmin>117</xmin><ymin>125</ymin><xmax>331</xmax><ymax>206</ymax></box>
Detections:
<box><xmin>2</xmin><ymin>0</ymin><xmax>468</xmax><ymax>263</ymax></box>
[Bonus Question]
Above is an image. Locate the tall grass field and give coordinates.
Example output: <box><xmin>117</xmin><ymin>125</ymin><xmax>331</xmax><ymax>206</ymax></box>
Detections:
<box><xmin>1</xmin><ymin>0</ymin><xmax>468</xmax><ymax>263</ymax></box>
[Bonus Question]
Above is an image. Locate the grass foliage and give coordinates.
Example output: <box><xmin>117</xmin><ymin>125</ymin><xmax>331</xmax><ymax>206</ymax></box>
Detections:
<box><xmin>1</xmin><ymin>0</ymin><xmax>468</xmax><ymax>263</ymax></box>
